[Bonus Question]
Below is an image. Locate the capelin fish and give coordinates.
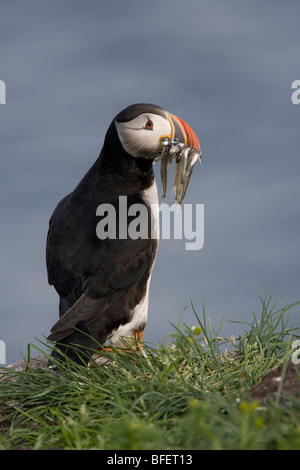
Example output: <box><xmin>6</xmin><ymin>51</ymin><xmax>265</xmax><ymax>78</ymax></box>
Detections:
<box><xmin>172</xmin><ymin>146</ymin><xmax>189</xmax><ymax>204</ymax></box>
<box><xmin>160</xmin><ymin>138</ymin><xmax>173</xmax><ymax>202</ymax></box>
<box><xmin>177</xmin><ymin>166</ymin><xmax>194</xmax><ymax>204</ymax></box>
<box><xmin>168</xmin><ymin>139</ymin><xmax>185</xmax><ymax>157</ymax></box>
<box><xmin>185</xmin><ymin>149</ymin><xmax>201</xmax><ymax>176</ymax></box>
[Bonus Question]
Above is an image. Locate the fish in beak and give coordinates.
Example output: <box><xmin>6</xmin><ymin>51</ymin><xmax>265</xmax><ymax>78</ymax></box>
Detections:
<box><xmin>159</xmin><ymin>113</ymin><xmax>201</xmax><ymax>204</ymax></box>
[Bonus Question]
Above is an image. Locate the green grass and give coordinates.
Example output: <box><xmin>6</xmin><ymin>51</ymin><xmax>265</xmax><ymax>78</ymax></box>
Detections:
<box><xmin>0</xmin><ymin>289</ymin><xmax>300</xmax><ymax>450</ymax></box>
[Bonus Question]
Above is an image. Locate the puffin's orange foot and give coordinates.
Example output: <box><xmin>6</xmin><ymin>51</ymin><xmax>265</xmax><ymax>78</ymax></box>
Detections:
<box><xmin>99</xmin><ymin>331</ymin><xmax>145</xmax><ymax>356</ymax></box>
<box><xmin>99</xmin><ymin>345</ymin><xmax>136</xmax><ymax>357</ymax></box>
<box><xmin>133</xmin><ymin>330</ymin><xmax>143</xmax><ymax>351</ymax></box>
<box><xmin>101</xmin><ymin>346</ymin><xmax>115</xmax><ymax>353</ymax></box>
<box><xmin>133</xmin><ymin>329</ymin><xmax>152</xmax><ymax>364</ymax></box>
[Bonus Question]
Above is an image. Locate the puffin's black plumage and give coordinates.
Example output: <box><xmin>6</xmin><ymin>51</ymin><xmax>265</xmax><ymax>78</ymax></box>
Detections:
<box><xmin>47</xmin><ymin>105</ymin><xmax>161</xmax><ymax>364</ymax></box>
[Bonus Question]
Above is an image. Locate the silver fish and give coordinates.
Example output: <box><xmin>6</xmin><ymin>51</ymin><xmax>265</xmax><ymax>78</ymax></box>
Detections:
<box><xmin>185</xmin><ymin>149</ymin><xmax>201</xmax><ymax>176</ymax></box>
<box><xmin>172</xmin><ymin>146</ymin><xmax>189</xmax><ymax>204</ymax></box>
<box><xmin>168</xmin><ymin>140</ymin><xmax>185</xmax><ymax>157</ymax></box>
<box><xmin>160</xmin><ymin>143</ymin><xmax>173</xmax><ymax>202</ymax></box>
<box><xmin>177</xmin><ymin>166</ymin><xmax>194</xmax><ymax>204</ymax></box>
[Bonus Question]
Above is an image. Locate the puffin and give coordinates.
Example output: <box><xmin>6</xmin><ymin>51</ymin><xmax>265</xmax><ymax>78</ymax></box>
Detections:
<box><xmin>46</xmin><ymin>103</ymin><xmax>200</xmax><ymax>365</ymax></box>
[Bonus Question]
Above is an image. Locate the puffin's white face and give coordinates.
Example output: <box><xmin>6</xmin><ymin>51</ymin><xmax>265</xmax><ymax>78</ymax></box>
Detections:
<box><xmin>114</xmin><ymin>104</ymin><xmax>200</xmax><ymax>162</ymax></box>
<box><xmin>115</xmin><ymin>112</ymin><xmax>172</xmax><ymax>159</ymax></box>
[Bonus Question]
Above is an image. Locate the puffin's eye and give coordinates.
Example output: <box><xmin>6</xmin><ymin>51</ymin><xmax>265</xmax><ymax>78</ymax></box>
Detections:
<box><xmin>144</xmin><ymin>119</ymin><xmax>154</xmax><ymax>130</ymax></box>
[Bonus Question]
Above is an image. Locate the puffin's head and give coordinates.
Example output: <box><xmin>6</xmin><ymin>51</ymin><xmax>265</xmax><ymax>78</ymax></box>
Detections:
<box><xmin>114</xmin><ymin>103</ymin><xmax>200</xmax><ymax>161</ymax></box>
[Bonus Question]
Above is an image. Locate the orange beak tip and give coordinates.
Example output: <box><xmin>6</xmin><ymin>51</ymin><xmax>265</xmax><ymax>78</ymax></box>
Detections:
<box><xmin>171</xmin><ymin>114</ymin><xmax>200</xmax><ymax>154</ymax></box>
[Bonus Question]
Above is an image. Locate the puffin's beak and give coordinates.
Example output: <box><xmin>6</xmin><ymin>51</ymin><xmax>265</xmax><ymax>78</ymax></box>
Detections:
<box><xmin>169</xmin><ymin>113</ymin><xmax>201</xmax><ymax>154</ymax></box>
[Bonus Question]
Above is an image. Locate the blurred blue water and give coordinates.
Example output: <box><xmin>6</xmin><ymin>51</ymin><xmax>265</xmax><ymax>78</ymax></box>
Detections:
<box><xmin>1</xmin><ymin>0</ymin><xmax>300</xmax><ymax>364</ymax></box>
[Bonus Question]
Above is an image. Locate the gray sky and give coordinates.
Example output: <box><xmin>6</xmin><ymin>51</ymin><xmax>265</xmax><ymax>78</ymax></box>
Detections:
<box><xmin>1</xmin><ymin>0</ymin><xmax>300</xmax><ymax>365</ymax></box>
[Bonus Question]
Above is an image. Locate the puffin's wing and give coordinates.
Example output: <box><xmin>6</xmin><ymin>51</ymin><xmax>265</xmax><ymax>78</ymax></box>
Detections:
<box><xmin>47</xmin><ymin>237</ymin><xmax>157</xmax><ymax>342</ymax></box>
<box><xmin>46</xmin><ymin>195</ymin><xmax>93</xmax><ymax>298</ymax></box>
<box><xmin>47</xmin><ymin>292</ymin><xmax>122</xmax><ymax>341</ymax></box>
